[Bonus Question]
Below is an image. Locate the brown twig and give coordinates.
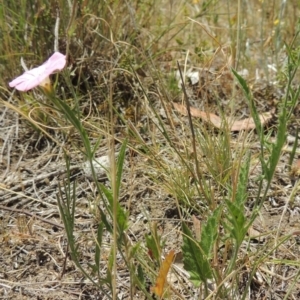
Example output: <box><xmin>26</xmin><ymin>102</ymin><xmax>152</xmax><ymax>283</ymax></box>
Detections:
<box><xmin>59</xmin><ymin>241</ymin><xmax>69</xmax><ymax>280</ymax></box>
<box><xmin>0</xmin><ymin>204</ymin><xmax>64</xmax><ymax>229</ymax></box>
<box><xmin>176</xmin><ymin>61</ymin><xmax>201</xmax><ymax>182</ymax></box>
<box><xmin>176</xmin><ymin>61</ymin><xmax>212</xmax><ymax>206</ymax></box>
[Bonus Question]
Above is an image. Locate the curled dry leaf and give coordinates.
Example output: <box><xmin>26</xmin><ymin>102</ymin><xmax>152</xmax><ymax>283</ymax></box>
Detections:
<box><xmin>192</xmin><ymin>215</ymin><xmax>201</xmax><ymax>241</ymax></box>
<box><xmin>173</xmin><ymin>102</ymin><xmax>274</xmax><ymax>131</ymax></box>
<box><xmin>151</xmin><ymin>250</ymin><xmax>175</xmax><ymax>298</ymax></box>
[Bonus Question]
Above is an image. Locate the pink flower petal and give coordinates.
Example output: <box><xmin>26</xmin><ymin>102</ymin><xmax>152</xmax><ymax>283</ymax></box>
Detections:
<box><xmin>9</xmin><ymin>52</ymin><xmax>66</xmax><ymax>92</ymax></box>
<box><xmin>44</xmin><ymin>52</ymin><xmax>66</xmax><ymax>75</ymax></box>
<box><xmin>9</xmin><ymin>65</ymin><xmax>47</xmax><ymax>91</ymax></box>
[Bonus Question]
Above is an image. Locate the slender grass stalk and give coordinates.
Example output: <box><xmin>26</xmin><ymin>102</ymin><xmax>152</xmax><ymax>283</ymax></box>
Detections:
<box><xmin>235</xmin><ymin>0</ymin><xmax>241</xmax><ymax>70</ymax></box>
<box><xmin>109</xmin><ymin>59</ymin><xmax>118</xmax><ymax>300</ymax></box>
<box><xmin>177</xmin><ymin>62</ymin><xmax>201</xmax><ymax>183</ymax></box>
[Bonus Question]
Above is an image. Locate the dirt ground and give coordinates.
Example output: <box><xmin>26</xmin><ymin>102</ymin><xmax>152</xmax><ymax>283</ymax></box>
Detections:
<box><xmin>1</xmin><ymin>52</ymin><xmax>300</xmax><ymax>299</ymax></box>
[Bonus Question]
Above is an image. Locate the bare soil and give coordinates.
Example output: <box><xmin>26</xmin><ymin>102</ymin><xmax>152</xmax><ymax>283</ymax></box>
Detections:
<box><xmin>1</xmin><ymin>54</ymin><xmax>300</xmax><ymax>299</ymax></box>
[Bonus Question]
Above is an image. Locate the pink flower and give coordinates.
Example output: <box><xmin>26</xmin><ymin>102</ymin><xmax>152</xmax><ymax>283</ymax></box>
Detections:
<box><xmin>9</xmin><ymin>52</ymin><xmax>66</xmax><ymax>92</ymax></box>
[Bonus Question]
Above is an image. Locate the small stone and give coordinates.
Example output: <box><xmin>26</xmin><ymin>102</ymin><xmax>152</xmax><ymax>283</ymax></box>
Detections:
<box><xmin>82</xmin><ymin>155</ymin><xmax>111</xmax><ymax>179</ymax></box>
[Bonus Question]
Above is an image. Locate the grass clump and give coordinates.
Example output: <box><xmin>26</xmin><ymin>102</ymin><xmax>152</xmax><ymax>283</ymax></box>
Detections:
<box><xmin>1</xmin><ymin>0</ymin><xmax>300</xmax><ymax>300</ymax></box>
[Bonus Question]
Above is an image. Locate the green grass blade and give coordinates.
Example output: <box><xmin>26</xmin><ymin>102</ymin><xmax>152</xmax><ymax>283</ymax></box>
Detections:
<box><xmin>116</xmin><ymin>139</ymin><xmax>127</xmax><ymax>197</ymax></box>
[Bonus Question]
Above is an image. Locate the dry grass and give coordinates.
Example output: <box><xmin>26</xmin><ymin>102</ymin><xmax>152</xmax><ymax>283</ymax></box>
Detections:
<box><xmin>1</xmin><ymin>0</ymin><xmax>300</xmax><ymax>299</ymax></box>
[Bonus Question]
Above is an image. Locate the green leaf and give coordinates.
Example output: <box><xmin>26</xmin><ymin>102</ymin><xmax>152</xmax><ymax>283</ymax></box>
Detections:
<box><xmin>235</xmin><ymin>153</ymin><xmax>250</xmax><ymax>207</ymax></box>
<box><xmin>98</xmin><ymin>152</ymin><xmax>128</xmax><ymax>235</ymax></box>
<box><xmin>182</xmin><ymin>222</ymin><xmax>212</xmax><ymax>286</ymax></box>
<box><xmin>95</xmin><ymin>222</ymin><xmax>104</xmax><ymax>272</ymax></box>
<box><xmin>232</xmin><ymin>69</ymin><xmax>262</xmax><ymax>135</ymax></box>
<box><xmin>116</xmin><ymin>205</ymin><xmax>128</xmax><ymax>235</ymax></box>
<box><xmin>99</xmin><ymin>182</ymin><xmax>114</xmax><ymax>207</ymax></box>
<box><xmin>47</xmin><ymin>94</ymin><xmax>93</xmax><ymax>159</ymax></box>
<box><xmin>145</xmin><ymin>233</ymin><xmax>161</xmax><ymax>262</ymax></box>
<box><xmin>129</xmin><ymin>242</ymin><xmax>141</xmax><ymax>259</ymax></box>
<box><xmin>116</xmin><ymin>139</ymin><xmax>127</xmax><ymax>196</ymax></box>
<box><xmin>200</xmin><ymin>207</ymin><xmax>220</xmax><ymax>257</ymax></box>
<box><xmin>137</xmin><ymin>264</ymin><xmax>145</xmax><ymax>286</ymax></box>
<box><xmin>106</xmin><ymin>248</ymin><xmax>114</xmax><ymax>284</ymax></box>
<box><xmin>99</xmin><ymin>207</ymin><xmax>113</xmax><ymax>233</ymax></box>
<box><xmin>225</xmin><ymin>200</ymin><xmax>247</xmax><ymax>245</ymax></box>
<box><xmin>232</xmin><ymin>69</ymin><xmax>266</xmax><ymax>177</ymax></box>
<box><xmin>266</xmin><ymin>105</ymin><xmax>287</xmax><ymax>181</ymax></box>
<box><xmin>231</xmin><ymin>69</ymin><xmax>250</xmax><ymax>96</ymax></box>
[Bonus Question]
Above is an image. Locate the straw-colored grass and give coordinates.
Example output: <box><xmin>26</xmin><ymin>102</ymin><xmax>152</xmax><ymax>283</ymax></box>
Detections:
<box><xmin>1</xmin><ymin>1</ymin><xmax>300</xmax><ymax>299</ymax></box>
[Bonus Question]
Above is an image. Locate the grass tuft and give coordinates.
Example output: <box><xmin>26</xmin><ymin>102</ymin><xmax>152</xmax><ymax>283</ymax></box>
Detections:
<box><xmin>1</xmin><ymin>0</ymin><xmax>300</xmax><ymax>299</ymax></box>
